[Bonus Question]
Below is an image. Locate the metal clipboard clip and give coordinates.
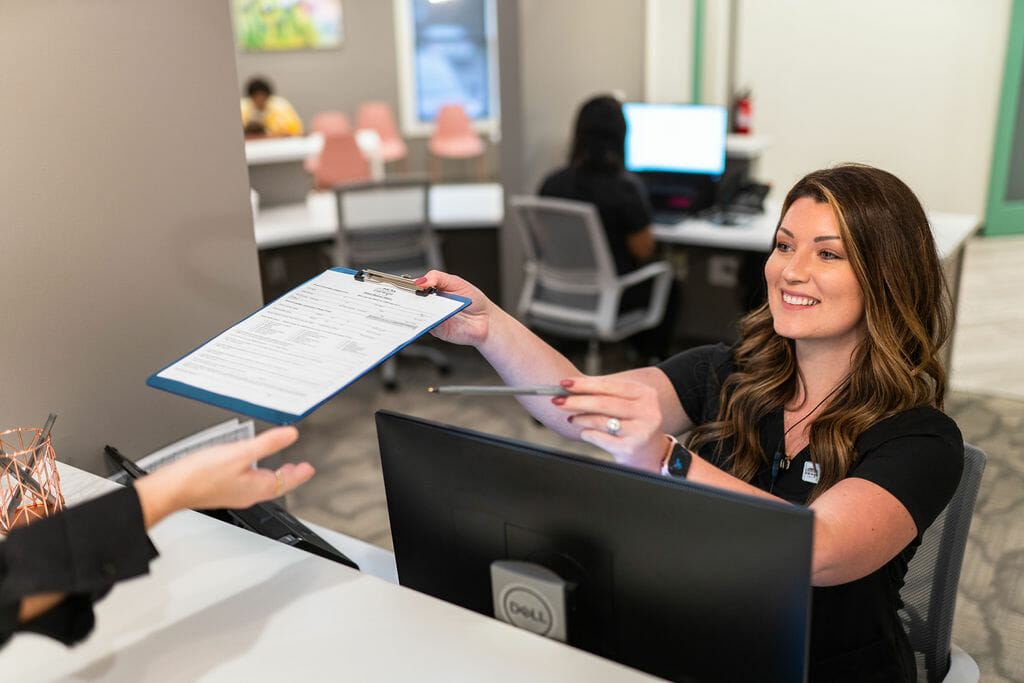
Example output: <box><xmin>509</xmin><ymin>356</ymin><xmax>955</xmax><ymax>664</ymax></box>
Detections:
<box><xmin>353</xmin><ymin>269</ymin><xmax>437</xmax><ymax>297</ymax></box>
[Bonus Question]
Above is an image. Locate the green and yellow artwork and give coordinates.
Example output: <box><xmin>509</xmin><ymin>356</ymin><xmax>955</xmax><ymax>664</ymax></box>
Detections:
<box><xmin>232</xmin><ymin>0</ymin><xmax>343</xmax><ymax>52</ymax></box>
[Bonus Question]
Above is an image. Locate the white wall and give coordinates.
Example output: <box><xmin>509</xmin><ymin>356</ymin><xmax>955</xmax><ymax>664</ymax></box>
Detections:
<box><xmin>646</xmin><ymin>0</ymin><xmax>694</xmax><ymax>104</ymax></box>
<box><xmin>519</xmin><ymin>0</ymin><xmax>648</xmax><ymax>194</ymax></box>
<box><xmin>734</xmin><ymin>0</ymin><xmax>1010</xmax><ymax>215</ymax></box>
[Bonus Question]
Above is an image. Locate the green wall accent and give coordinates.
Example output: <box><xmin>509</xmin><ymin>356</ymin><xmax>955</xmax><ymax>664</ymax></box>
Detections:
<box><xmin>985</xmin><ymin>0</ymin><xmax>1024</xmax><ymax>235</ymax></box>
<box><xmin>691</xmin><ymin>0</ymin><xmax>704</xmax><ymax>104</ymax></box>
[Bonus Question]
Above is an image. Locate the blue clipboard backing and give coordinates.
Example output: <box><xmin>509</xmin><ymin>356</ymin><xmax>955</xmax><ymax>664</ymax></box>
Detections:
<box><xmin>146</xmin><ymin>267</ymin><xmax>470</xmax><ymax>424</ymax></box>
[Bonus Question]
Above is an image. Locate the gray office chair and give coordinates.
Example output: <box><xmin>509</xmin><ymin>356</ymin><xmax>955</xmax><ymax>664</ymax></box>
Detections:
<box><xmin>510</xmin><ymin>195</ymin><xmax>673</xmax><ymax>375</ymax></box>
<box><xmin>330</xmin><ymin>176</ymin><xmax>450</xmax><ymax>389</ymax></box>
<box><xmin>899</xmin><ymin>442</ymin><xmax>986</xmax><ymax>683</ymax></box>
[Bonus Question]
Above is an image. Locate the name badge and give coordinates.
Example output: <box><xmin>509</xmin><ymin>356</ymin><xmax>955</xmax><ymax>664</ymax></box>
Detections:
<box><xmin>802</xmin><ymin>461</ymin><xmax>821</xmax><ymax>484</ymax></box>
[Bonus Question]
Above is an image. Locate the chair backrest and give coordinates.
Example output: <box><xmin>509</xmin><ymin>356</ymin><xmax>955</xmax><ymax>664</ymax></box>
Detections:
<box><xmin>510</xmin><ymin>195</ymin><xmax>618</xmax><ymax>291</ymax></box>
<box><xmin>312</xmin><ymin>130</ymin><xmax>371</xmax><ymax>190</ymax></box>
<box><xmin>357</xmin><ymin>101</ymin><xmax>407</xmax><ymax>164</ymax></box>
<box><xmin>899</xmin><ymin>442</ymin><xmax>987</xmax><ymax>683</ymax></box>
<box><xmin>330</xmin><ymin>176</ymin><xmax>441</xmax><ymax>276</ymax></box>
<box><xmin>432</xmin><ymin>104</ymin><xmax>479</xmax><ymax>140</ymax></box>
<box><xmin>509</xmin><ymin>195</ymin><xmax>622</xmax><ymax>333</ymax></box>
<box><xmin>356</xmin><ymin>101</ymin><xmax>400</xmax><ymax>142</ymax></box>
<box><xmin>310</xmin><ymin>111</ymin><xmax>351</xmax><ymax>135</ymax></box>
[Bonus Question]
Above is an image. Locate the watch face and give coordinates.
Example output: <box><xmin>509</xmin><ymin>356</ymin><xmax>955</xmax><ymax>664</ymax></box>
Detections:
<box><xmin>667</xmin><ymin>444</ymin><xmax>690</xmax><ymax>477</ymax></box>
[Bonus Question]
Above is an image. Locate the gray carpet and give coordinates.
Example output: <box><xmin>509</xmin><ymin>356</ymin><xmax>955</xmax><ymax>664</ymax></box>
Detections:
<box><xmin>284</xmin><ymin>345</ymin><xmax>1024</xmax><ymax>682</ymax></box>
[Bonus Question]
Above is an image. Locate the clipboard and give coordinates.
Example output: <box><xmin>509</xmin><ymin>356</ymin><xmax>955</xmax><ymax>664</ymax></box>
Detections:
<box><xmin>146</xmin><ymin>268</ymin><xmax>470</xmax><ymax>424</ymax></box>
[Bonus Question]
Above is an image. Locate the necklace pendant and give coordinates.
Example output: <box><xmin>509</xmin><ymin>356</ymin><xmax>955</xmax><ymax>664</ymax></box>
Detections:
<box><xmin>779</xmin><ymin>458</ymin><xmax>792</xmax><ymax>471</ymax></box>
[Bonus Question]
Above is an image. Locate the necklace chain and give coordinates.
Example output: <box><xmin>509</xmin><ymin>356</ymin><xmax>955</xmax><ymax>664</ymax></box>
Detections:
<box><xmin>776</xmin><ymin>379</ymin><xmax>847</xmax><ymax>470</ymax></box>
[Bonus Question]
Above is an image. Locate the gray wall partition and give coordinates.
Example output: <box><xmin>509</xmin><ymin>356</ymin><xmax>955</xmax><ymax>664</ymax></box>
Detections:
<box><xmin>0</xmin><ymin>1</ymin><xmax>264</xmax><ymax>474</ymax></box>
<box><xmin>498</xmin><ymin>0</ymin><xmax>648</xmax><ymax>310</ymax></box>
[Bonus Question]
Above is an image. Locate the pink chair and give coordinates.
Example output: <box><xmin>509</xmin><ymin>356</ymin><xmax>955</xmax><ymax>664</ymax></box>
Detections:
<box><xmin>309</xmin><ymin>111</ymin><xmax>351</xmax><ymax>135</ymax></box>
<box><xmin>356</xmin><ymin>101</ymin><xmax>408</xmax><ymax>169</ymax></box>
<box><xmin>307</xmin><ymin>129</ymin><xmax>371</xmax><ymax>191</ymax></box>
<box><xmin>428</xmin><ymin>103</ymin><xmax>487</xmax><ymax>181</ymax></box>
<box><xmin>304</xmin><ymin>112</ymin><xmax>353</xmax><ymax>174</ymax></box>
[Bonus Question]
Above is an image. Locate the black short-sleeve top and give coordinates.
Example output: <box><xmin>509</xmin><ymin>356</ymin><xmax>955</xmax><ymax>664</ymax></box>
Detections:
<box><xmin>658</xmin><ymin>343</ymin><xmax>964</xmax><ymax>682</ymax></box>
<box><xmin>538</xmin><ymin>166</ymin><xmax>652</xmax><ymax>275</ymax></box>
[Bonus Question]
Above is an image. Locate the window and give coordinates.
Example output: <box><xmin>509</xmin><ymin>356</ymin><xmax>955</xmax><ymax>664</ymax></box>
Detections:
<box><xmin>393</xmin><ymin>0</ymin><xmax>500</xmax><ymax>136</ymax></box>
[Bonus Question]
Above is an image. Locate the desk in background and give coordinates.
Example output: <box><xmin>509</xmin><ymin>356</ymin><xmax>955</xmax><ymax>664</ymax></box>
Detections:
<box><xmin>3</xmin><ymin>463</ymin><xmax>660</xmax><ymax>682</ymax></box>
<box><xmin>652</xmin><ymin>203</ymin><xmax>980</xmax><ymax>368</ymax></box>
<box><xmin>254</xmin><ymin>184</ymin><xmax>504</xmax><ymax>304</ymax></box>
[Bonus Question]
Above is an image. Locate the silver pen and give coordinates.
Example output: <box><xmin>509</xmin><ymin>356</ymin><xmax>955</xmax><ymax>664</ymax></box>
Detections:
<box><xmin>427</xmin><ymin>384</ymin><xmax>572</xmax><ymax>397</ymax></box>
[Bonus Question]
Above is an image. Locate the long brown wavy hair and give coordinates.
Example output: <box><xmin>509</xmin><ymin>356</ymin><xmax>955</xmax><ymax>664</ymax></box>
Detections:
<box><xmin>686</xmin><ymin>164</ymin><xmax>952</xmax><ymax>502</ymax></box>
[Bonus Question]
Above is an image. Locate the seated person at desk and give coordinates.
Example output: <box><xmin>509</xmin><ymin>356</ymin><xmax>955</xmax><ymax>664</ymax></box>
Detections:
<box><xmin>417</xmin><ymin>164</ymin><xmax>963</xmax><ymax>682</ymax></box>
<box><xmin>240</xmin><ymin>76</ymin><xmax>303</xmax><ymax>138</ymax></box>
<box><xmin>0</xmin><ymin>427</ymin><xmax>311</xmax><ymax>649</ymax></box>
<box><xmin>539</xmin><ymin>94</ymin><xmax>679</xmax><ymax>362</ymax></box>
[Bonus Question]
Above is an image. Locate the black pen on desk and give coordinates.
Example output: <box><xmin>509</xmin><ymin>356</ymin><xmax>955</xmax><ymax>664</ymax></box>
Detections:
<box><xmin>427</xmin><ymin>384</ymin><xmax>572</xmax><ymax>397</ymax></box>
<box><xmin>7</xmin><ymin>413</ymin><xmax>58</xmax><ymax>517</ymax></box>
<box><xmin>104</xmin><ymin>446</ymin><xmax>149</xmax><ymax>480</ymax></box>
<box><xmin>26</xmin><ymin>413</ymin><xmax>57</xmax><ymax>469</ymax></box>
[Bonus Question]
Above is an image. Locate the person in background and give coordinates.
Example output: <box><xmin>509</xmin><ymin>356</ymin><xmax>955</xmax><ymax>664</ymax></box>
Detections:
<box><xmin>539</xmin><ymin>94</ymin><xmax>680</xmax><ymax>363</ymax></box>
<box><xmin>417</xmin><ymin>164</ymin><xmax>964</xmax><ymax>682</ymax></box>
<box><xmin>0</xmin><ymin>426</ymin><xmax>311</xmax><ymax>649</ymax></box>
<box><xmin>240</xmin><ymin>76</ymin><xmax>303</xmax><ymax>138</ymax></box>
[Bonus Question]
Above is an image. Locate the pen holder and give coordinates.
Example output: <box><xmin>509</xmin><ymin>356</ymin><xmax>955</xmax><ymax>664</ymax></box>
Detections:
<box><xmin>0</xmin><ymin>427</ymin><xmax>66</xmax><ymax>533</ymax></box>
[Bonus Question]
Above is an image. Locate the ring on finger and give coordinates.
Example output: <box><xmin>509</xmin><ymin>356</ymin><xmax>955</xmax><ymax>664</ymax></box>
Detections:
<box><xmin>273</xmin><ymin>469</ymin><xmax>285</xmax><ymax>497</ymax></box>
<box><xmin>606</xmin><ymin>417</ymin><xmax>621</xmax><ymax>435</ymax></box>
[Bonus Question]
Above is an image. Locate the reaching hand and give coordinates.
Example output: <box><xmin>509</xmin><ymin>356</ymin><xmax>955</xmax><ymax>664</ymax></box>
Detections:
<box><xmin>551</xmin><ymin>376</ymin><xmax>669</xmax><ymax>472</ymax></box>
<box><xmin>415</xmin><ymin>270</ymin><xmax>494</xmax><ymax>347</ymax></box>
<box><xmin>133</xmin><ymin>426</ymin><xmax>312</xmax><ymax>529</ymax></box>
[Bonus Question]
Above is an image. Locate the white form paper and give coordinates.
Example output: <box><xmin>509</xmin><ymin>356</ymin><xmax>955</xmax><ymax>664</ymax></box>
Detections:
<box><xmin>156</xmin><ymin>269</ymin><xmax>464</xmax><ymax>416</ymax></box>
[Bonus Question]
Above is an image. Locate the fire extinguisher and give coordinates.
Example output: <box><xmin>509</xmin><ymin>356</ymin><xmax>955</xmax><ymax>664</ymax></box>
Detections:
<box><xmin>733</xmin><ymin>89</ymin><xmax>752</xmax><ymax>135</ymax></box>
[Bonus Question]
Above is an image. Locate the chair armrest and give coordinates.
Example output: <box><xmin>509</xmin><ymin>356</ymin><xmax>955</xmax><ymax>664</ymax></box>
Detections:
<box><xmin>614</xmin><ymin>260</ymin><xmax>672</xmax><ymax>289</ymax></box>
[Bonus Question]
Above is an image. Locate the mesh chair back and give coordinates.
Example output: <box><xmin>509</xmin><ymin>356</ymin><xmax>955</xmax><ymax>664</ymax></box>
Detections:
<box><xmin>332</xmin><ymin>176</ymin><xmax>441</xmax><ymax>276</ymax></box>
<box><xmin>511</xmin><ymin>196</ymin><xmax>617</xmax><ymax>289</ymax></box>
<box><xmin>899</xmin><ymin>443</ymin><xmax>986</xmax><ymax>682</ymax></box>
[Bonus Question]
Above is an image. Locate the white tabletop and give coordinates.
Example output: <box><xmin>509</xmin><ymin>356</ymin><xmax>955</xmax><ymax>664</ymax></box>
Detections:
<box><xmin>253</xmin><ymin>183</ymin><xmax>504</xmax><ymax>250</ymax></box>
<box><xmin>4</xmin><ymin>464</ymin><xmax>658</xmax><ymax>682</ymax></box>
<box><xmin>245</xmin><ymin>135</ymin><xmax>324</xmax><ymax>165</ymax></box>
<box><xmin>653</xmin><ymin>201</ymin><xmax>980</xmax><ymax>260</ymax></box>
<box><xmin>246</xmin><ymin>132</ymin><xmax>384</xmax><ymax>180</ymax></box>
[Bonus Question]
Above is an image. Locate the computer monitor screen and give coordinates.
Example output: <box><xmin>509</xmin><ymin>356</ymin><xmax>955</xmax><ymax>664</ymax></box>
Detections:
<box><xmin>623</xmin><ymin>102</ymin><xmax>728</xmax><ymax>175</ymax></box>
<box><xmin>376</xmin><ymin>411</ymin><xmax>813</xmax><ymax>683</ymax></box>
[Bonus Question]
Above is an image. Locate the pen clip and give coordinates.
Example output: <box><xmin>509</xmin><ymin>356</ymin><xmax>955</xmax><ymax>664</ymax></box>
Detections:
<box><xmin>353</xmin><ymin>269</ymin><xmax>436</xmax><ymax>297</ymax></box>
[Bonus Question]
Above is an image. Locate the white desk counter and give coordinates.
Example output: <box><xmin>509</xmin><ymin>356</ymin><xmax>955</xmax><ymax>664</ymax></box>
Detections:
<box><xmin>652</xmin><ymin>201</ymin><xmax>980</xmax><ymax>262</ymax></box>
<box><xmin>254</xmin><ymin>183</ymin><xmax>504</xmax><ymax>250</ymax></box>
<box><xmin>246</xmin><ymin>132</ymin><xmax>384</xmax><ymax>180</ymax></box>
<box><xmin>245</xmin><ymin>135</ymin><xmax>324</xmax><ymax>166</ymax></box>
<box><xmin>3</xmin><ymin>464</ymin><xmax>659</xmax><ymax>682</ymax></box>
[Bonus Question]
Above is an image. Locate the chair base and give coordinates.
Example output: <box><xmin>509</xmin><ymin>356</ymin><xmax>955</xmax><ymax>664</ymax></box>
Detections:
<box><xmin>942</xmin><ymin>644</ymin><xmax>979</xmax><ymax>683</ymax></box>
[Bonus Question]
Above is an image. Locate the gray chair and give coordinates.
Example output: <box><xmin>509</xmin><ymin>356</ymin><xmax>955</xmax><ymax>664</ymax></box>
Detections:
<box><xmin>509</xmin><ymin>195</ymin><xmax>673</xmax><ymax>375</ymax></box>
<box><xmin>330</xmin><ymin>176</ymin><xmax>450</xmax><ymax>389</ymax></box>
<box><xmin>899</xmin><ymin>442</ymin><xmax>986</xmax><ymax>683</ymax></box>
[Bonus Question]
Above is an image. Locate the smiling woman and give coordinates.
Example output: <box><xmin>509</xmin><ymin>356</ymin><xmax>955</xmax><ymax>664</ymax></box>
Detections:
<box><xmin>416</xmin><ymin>163</ymin><xmax>963</xmax><ymax>682</ymax></box>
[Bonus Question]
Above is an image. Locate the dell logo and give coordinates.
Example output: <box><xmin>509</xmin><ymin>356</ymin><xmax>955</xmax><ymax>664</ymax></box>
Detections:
<box><xmin>509</xmin><ymin>601</ymin><xmax>549</xmax><ymax>623</ymax></box>
<box><xmin>503</xmin><ymin>587</ymin><xmax>554</xmax><ymax>636</ymax></box>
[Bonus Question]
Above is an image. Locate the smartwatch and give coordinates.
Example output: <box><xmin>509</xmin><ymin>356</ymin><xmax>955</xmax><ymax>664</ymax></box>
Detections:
<box><xmin>660</xmin><ymin>435</ymin><xmax>692</xmax><ymax>478</ymax></box>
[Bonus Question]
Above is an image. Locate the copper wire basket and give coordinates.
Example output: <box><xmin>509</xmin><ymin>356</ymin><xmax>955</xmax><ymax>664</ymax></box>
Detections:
<box><xmin>0</xmin><ymin>427</ymin><xmax>66</xmax><ymax>533</ymax></box>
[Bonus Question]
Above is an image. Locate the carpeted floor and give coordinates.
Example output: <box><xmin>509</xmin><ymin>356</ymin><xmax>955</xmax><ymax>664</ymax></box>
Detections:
<box><xmin>284</xmin><ymin>344</ymin><xmax>1024</xmax><ymax>682</ymax></box>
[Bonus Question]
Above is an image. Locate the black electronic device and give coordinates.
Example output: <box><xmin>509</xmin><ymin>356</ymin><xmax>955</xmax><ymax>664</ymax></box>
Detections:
<box><xmin>623</xmin><ymin>102</ymin><xmax>728</xmax><ymax>216</ymax></box>
<box><xmin>376</xmin><ymin>410</ymin><xmax>813</xmax><ymax>683</ymax></box>
<box><xmin>104</xmin><ymin>445</ymin><xmax>359</xmax><ymax>570</ymax></box>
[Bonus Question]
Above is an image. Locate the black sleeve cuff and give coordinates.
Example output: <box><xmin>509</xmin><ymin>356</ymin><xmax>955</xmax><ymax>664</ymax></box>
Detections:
<box><xmin>0</xmin><ymin>486</ymin><xmax>158</xmax><ymax>602</ymax></box>
<box><xmin>18</xmin><ymin>593</ymin><xmax>97</xmax><ymax>647</ymax></box>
